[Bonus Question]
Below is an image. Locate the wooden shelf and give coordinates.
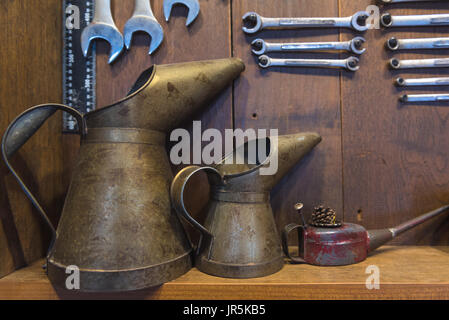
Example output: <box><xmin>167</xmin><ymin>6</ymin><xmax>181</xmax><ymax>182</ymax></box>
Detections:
<box><xmin>1</xmin><ymin>246</ymin><xmax>449</xmax><ymax>300</ymax></box>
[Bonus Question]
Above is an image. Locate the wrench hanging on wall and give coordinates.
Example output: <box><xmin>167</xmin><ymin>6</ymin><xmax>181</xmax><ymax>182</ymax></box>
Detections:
<box><xmin>242</xmin><ymin>11</ymin><xmax>370</xmax><ymax>34</ymax></box>
<box><xmin>387</xmin><ymin>37</ymin><xmax>449</xmax><ymax>51</ymax></box>
<box><xmin>251</xmin><ymin>37</ymin><xmax>367</xmax><ymax>55</ymax></box>
<box><xmin>390</xmin><ymin>57</ymin><xmax>449</xmax><ymax>69</ymax></box>
<box><xmin>81</xmin><ymin>0</ymin><xmax>124</xmax><ymax>64</ymax></box>
<box><xmin>124</xmin><ymin>0</ymin><xmax>164</xmax><ymax>54</ymax></box>
<box><xmin>396</xmin><ymin>77</ymin><xmax>449</xmax><ymax>87</ymax></box>
<box><xmin>164</xmin><ymin>0</ymin><xmax>201</xmax><ymax>26</ymax></box>
<box><xmin>401</xmin><ymin>94</ymin><xmax>449</xmax><ymax>103</ymax></box>
<box><xmin>258</xmin><ymin>55</ymin><xmax>360</xmax><ymax>72</ymax></box>
<box><xmin>381</xmin><ymin>13</ymin><xmax>449</xmax><ymax>28</ymax></box>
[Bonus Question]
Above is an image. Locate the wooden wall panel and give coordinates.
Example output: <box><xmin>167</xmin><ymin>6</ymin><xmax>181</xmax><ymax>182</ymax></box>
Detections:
<box><xmin>0</xmin><ymin>1</ymin><xmax>64</xmax><ymax>278</ymax></box>
<box><xmin>340</xmin><ymin>1</ymin><xmax>449</xmax><ymax>244</ymax></box>
<box><xmin>3</xmin><ymin>0</ymin><xmax>449</xmax><ymax>282</ymax></box>
<box><xmin>232</xmin><ymin>0</ymin><xmax>344</xmax><ymax>232</ymax></box>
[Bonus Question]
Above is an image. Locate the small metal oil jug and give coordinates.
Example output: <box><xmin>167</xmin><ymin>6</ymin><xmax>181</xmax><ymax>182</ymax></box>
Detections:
<box><xmin>170</xmin><ymin>132</ymin><xmax>322</xmax><ymax>278</ymax></box>
<box><xmin>282</xmin><ymin>203</ymin><xmax>449</xmax><ymax>266</ymax></box>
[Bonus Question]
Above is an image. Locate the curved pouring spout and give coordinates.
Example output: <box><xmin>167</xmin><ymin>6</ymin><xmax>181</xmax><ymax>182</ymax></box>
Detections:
<box><xmin>367</xmin><ymin>205</ymin><xmax>449</xmax><ymax>252</ymax></box>
<box><xmin>85</xmin><ymin>58</ymin><xmax>245</xmax><ymax>132</ymax></box>
<box><xmin>215</xmin><ymin>132</ymin><xmax>322</xmax><ymax>191</ymax></box>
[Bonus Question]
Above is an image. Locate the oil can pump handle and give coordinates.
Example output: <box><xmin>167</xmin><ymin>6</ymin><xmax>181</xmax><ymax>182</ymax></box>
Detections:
<box><xmin>1</xmin><ymin>104</ymin><xmax>86</xmax><ymax>256</ymax></box>
<box><xmin>281</xmin><ymin>203</ymin><xmax>307</xmax><ymax>263</ymax></box>
<box><xmin>171</xmin><ymin>165</ymin><xmax>224</xmax><ymax>245</ymax></box>
<box><xmin>282</xmin><ymin>223</ymin><xmax>307</xmax><ymax>264</ymax></box>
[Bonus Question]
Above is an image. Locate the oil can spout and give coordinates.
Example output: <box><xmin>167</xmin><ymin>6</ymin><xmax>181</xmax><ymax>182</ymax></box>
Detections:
<box><xmin>367</xmin><ymin>205</ymin><xmax>449</xmax><ymax>252</ymax></box>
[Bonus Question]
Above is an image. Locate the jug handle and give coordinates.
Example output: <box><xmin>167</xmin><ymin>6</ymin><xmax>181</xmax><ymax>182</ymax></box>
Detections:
<box><xmin>1</xmin><ymin>104</ymin><xmax>86</xmax><ymax>256</ymax></box>
<box><xmin>282</xmin><ymin>223</ymin><xmax>306</xmax><ymax>264</ymax></box>
<box><xmin>170</xmin><ymin>166</ymin><xmax>224</xmax><ymax>249</ymax></box>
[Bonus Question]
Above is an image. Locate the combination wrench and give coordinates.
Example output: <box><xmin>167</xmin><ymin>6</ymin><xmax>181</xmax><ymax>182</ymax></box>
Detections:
<box><xmin>81</xmin><ymin>0</ymin><xmax>124</xmax><ymax>64</ymax></box>
<box><xmin>396</xmin><ymin>77</ymin><xmax>449</xmax><ymax>87</ymax></box>
<box><xmin>400</xmin><ymin>94</ymin><xmax>449</xmax><ymax>103</ymax></box>
<box><xmin>387</xmin><ymin>37</ymin><xmax>449</xmax><ymax>51</ymax></box>
<box><xmin>381</xmin><ymin>13</ymin><xmax>449</xmax><ymax>28</ymax></box>
<box><xmin>251</xmin><ymin>37</ymin><xmax>367</xmax><ymax>55</ymax></box>
<box><xmin>390</xmin><ymin>57</ymin><xmax>449</xmax><ymax>69</ymax></box>
<box><xmin>242</xmin><ymin>11</ymin><xmax>370</xmax><ymax>34</ymax></box>
<box><xmin>164</xmin><ymin>0</ymin><xmax>201</xmax><ymax>26</ymax></box>
<box><xmin>258</xmin><ymin>55</ymin><xmax>360</xmax><ymax>72</ymax></box>
<box><xmin>124</xmin><ymin>0</ymin><xmax>164</xmax><ymax>55</ymax></box>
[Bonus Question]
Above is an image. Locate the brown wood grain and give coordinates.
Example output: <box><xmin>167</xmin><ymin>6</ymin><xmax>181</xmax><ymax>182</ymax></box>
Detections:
<box><xmin>340</xmin><ymin>1</ymin><xmax>449</xmax><ymax>244</ymax></box>
<box><xmin>3</xmin><ymin>0</ymin><xmax>449</xmax><ymax>287</ymax></box>
<box><xmin>1</xmin><ymin>246</ymin><xmax>448</xmax><ymax>300</ymax></box>
<box><xmin>0</xmin><ymin>0</ymin><xmax>64</xmax><ymax>279</ymax></box>
<box><xmin>232</xmin><ymin>0</ymin><xmax>344</xmax><ymax>234</ymax></box>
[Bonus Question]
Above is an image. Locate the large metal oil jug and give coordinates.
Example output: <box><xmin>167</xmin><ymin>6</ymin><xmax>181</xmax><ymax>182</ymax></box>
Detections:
<box><xmin>170</xmin><ymin>132</ymin><xmax>322</xmax><ymax>278</ymax></box>
<box><xmin>2</xmin><ymin>58</ymin><xmax>245</xmax><ymax>292</ymax></box>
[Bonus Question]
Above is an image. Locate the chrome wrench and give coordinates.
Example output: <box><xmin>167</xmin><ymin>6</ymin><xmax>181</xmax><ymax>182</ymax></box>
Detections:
<box><xmin>81</xmin><ymin>0</ymin><xmax>124</xmax><ymax>64</ymax></box>
<box><xmin>396</xmin><ymin>77</ymin><xmax>449</xmax><ymax>87</ymax></box>
<box><xmin>124</xmin><ymin>0</ymin><xmax>164</xmax><ymax>55</ymax></box>
<box><xmin>251</xmin><ymin>37</ymin><xmax>366</xmax><ymax>55</ymax></box>
<box><xmin>387</xmin><ymin>37</ymin><xmax>449</xmax><ymax>51</ymax></box>
<box><xmin>164</xmin><ymin>0</ymin><xmax>201</xmax><ymax>26</ymax></box>
<box><xmin>381</xmin><ymin>13</ymin><xmax>449</xmax><ymax>28</ymax></box>
<box><xmin>258</xmin><ymin>55</ymin><xmax>360</xmax><ymax>71</ymax></box>
<box><xmin>390</xmin><ymin>57</ymin><xmax>449</xmax><ymax>69</ymax></box>
<box><xmin>400</xmin><ymin>94</ymin><xmax>449</xmax><ymax>103</ymax></box>
<box><xmin>242</xmin><ymin>11</ymin><xmax>370</xmax><ymax>34</ymax></box>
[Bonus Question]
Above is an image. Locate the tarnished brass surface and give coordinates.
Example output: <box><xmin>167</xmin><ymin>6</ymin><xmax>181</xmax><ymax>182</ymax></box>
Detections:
<box><xmin>171</xmin><ymin>133</ymin><xmax>322</xmax><ymax>278</ymax></box>
<box><xmin>2</xmin><ymin>58</ymin><xmax>245</xmax><ymax>291</ymax></box>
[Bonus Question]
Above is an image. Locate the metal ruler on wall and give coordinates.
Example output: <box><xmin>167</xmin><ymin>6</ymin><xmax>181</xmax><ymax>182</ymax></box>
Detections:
<box><xmin>62</xmin><ymin>0</ymin><xmax>96</xmax><ymax>133</ymax></box>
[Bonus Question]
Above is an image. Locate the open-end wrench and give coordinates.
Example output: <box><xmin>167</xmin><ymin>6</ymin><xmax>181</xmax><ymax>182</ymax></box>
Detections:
<box><xmin>396</xmin><ymin>77</ymin><xmax>449</xmax><ymax>87</ymax></box>
<box><xmin>163</xmin><ymin>0</ymin><xmax>200</xmax><ymax>26</ymax></box>
<box><xmin>251</xmin><ymin>37</ymin><xmax>366</xmax><ymax>55</ymax></box>
<box><xmin>81</xmin><ymin>0</ymin><xmax>124</xmax><ymax>64</ymax></box>
<box><xmin>258</xmin><ymin>55</ymin><xmax>360</xmax><ymax>71</ymax></box>
<box><xmin>124</xmin><ymin>0</ymin><xmax>164</xmax><ymax>55</ymax></box>
<box><xmin>400</xmin><ymin>94</ymin><xmax>449</xmax><ymax>103</ymax></box>
<box><xmin>242</xmin><ymin>11</ymin><xmax>370</xmax><ymax>34</ymax></box>
<box><xmin>381</xmin><ymin>13</ymin><xmax>449</xmax><ymax>28</ymax></box>
<box><xmin>379</xmin><ymin>0</ymin><xmax>448</xmax><ymax>3</ymax></box>
<box><xmin>390</xmin><ymin>57</ymin><xmax>449</xmax><ymax>69</ymax></box>
<box><xmin>387</xmin><ymin>37</ymin><xmax>449</xmax><ymax>51</ymax></box>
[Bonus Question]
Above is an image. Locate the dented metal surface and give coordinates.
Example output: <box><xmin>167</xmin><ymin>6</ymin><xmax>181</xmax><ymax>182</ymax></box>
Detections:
<box><xmin>2</xmin><ymin>58</ymin><xmax>245</xmax><ymax>292</ymax></box>
<box><xmin>171</xmin><ymin>133</ymin><xmax>322</xmax><ymax>278</ymax></box>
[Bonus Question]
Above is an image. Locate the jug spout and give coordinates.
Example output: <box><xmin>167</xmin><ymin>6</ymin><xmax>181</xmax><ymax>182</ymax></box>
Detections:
<box><xmin>261</xmin><ymin>132</ymin><xmax>322</xmax><ymax>190</ymax></box>
<box><xmin>367</xmin><ymin>205</ymin><xmax>449</xmax><ymax>252</ymax></box>
<box><xmin>85</xmin><ymin>58</ymin><xmax>245</xmax><ymax>132</ymax></box>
